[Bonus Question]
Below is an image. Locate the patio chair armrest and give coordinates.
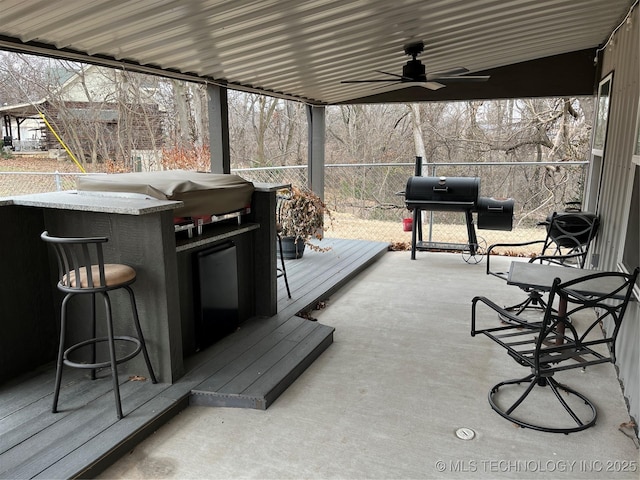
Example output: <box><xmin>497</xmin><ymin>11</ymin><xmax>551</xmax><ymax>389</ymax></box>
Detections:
<box><xmin>529</xmin><ymin>252</ymin><xmax>584</xmax><ymax>267</ymax></box>
<box><xmin>486</xmin><ymin>240</ymin><xmax>545</xmax><ymax>278</ymax></box>
<box><xmin>471</xmin><ymin>295</ymin><xmax>540</xmax><ymax>336</ymax></box>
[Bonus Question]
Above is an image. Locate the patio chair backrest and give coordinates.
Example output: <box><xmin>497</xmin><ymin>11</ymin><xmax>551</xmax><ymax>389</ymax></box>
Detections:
<box><xmin>538</xmin><ymin>211</ymin><xmax>599</xmax><ymax>268</ymax></box>
<box><xmin>532</xmin><ymin>268</ymin><xmax>638</xmax><ymax>370</ymax></box>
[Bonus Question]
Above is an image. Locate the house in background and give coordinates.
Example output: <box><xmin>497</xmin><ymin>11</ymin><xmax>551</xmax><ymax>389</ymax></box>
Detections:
<box><xmin>0</xmin><ymin>64</ymin><xmax>165</xmax><ymax>170</ymax></box>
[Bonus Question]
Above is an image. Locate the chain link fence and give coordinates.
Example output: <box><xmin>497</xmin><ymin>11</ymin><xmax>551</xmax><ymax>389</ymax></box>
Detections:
<box><xmin>2</xmin><ymin>160</ymin><xmax>588</xmax><ymax>255</ymax></box>
<box><xmin>0</xmin><ymin>171</ymin><xmax>85</xmax><ymax>196</ymax></box>
<box><xmin>236</xmin><ymin>161</ymin><xmax>589</xmax><ymax>253</ymax></box>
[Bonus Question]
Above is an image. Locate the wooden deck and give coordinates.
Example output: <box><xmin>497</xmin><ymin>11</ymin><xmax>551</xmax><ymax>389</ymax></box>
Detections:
<box><xmin>0</xmin><ymin>237</ymin><xmax>388</xmax><ymax>479</ymax></box>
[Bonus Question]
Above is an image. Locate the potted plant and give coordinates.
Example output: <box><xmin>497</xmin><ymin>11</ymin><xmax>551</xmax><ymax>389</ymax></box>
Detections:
<box><xmin>278</xmin><ymin>185</ymin><xmax>332</xmax><ymax>259</ymax></box>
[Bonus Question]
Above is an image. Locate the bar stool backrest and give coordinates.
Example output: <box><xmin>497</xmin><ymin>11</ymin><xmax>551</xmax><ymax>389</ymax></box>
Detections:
<box><xmin>41</xmin><ymin>231</ymin><xmax>110</xmax><ymax>291</ymax></box>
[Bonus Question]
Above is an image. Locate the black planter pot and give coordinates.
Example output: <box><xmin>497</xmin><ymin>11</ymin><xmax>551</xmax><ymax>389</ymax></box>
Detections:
<box><xmin>280</xmin><ymin>236</ymin><xmax>306</xmax><ymax>259</ymax></box>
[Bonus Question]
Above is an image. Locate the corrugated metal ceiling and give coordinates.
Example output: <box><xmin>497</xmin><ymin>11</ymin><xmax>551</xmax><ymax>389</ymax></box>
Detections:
<box><xmin>0</xmin><ymin>0</ymin><xmax>635</xmax><ymax>104</ymax></box>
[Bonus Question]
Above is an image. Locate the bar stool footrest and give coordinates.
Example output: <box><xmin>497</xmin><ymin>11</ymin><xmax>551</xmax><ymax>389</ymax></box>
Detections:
<box><xmin>63</xmin><ymin>336</ymin><xmax>143</xmax><ymax>370</ymax></box>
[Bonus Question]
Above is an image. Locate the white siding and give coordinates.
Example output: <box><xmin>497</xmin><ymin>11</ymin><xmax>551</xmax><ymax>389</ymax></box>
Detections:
<box><xmin>591</xmin><ymin>6</ymin><xmax>640</xmax><ymax>425</ymax></box>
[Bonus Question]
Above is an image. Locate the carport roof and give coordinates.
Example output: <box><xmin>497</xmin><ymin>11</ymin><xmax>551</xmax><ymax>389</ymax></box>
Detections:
<box><xmin>0</xmin><ymin>0</ymin><xmax>635</xmax><ymax>105</ymax></box>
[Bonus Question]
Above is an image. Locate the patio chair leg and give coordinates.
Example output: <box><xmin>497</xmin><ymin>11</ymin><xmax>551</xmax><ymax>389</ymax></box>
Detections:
<box><xmin>547</xmin><ymin>377</ymin><xmax>587</xmax><ymax>427</ymax></box>
<box><xmin>498</xmin><ymin>291</ymin><xmax>551</xmax><ymax>324</ymax></box>
<box><xmin>488</xmin><ymin>374</ymin><xmax>597</xmax><ymax>434</ymax></box>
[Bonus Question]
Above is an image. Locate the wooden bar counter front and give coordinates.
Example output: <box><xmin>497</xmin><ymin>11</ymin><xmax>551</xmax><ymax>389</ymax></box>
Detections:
<box><xmin>0</xmin><ymin>179</ymin><xmax>283</xmax><ymax>385</ymax></box>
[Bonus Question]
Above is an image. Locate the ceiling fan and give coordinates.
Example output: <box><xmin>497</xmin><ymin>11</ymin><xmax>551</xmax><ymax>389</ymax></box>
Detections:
<box><xmin>341</xmin><ymin>41</ymin><xmax>490</xmax><ymax>90</ymax></box>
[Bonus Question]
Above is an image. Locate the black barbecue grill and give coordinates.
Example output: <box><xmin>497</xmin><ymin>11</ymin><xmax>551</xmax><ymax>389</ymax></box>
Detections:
<box><xmin>403</xmin><ymin>164</ymin><xmax>514</xmax><ymax>262</ymax></box>
<box><xmin>405</xmin><ymin>175</ymin><xmax>484</xmax><ymax>262</ymax></box>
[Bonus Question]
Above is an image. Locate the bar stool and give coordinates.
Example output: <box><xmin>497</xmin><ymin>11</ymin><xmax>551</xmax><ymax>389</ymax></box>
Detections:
<box><xmin>41</xmin><ymin>231</ymin><xmax>157</xmax><ymax>419</ymax></box>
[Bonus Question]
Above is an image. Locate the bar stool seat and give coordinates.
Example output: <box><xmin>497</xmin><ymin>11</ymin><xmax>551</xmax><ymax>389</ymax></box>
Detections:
<box><xmin>41</xmin><ymin>231</ymin><xmax>157</xmax><ymax>419</ymax></box>
<box><xmin>66</xmin><ymin>264</ymin><xmax>136</xmax><ymax>287</ymax></box>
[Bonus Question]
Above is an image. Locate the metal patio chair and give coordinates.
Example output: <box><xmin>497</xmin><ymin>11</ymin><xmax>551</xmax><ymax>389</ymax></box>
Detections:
<box><xmin>471</xmin><ymin>267</ymin><xmax>638</xmax><ymax>433</ymax></box>
<box><xmin>486</xmin><ymin>211</ymin><xmax>599</xmax><ymax>317</ymax></box>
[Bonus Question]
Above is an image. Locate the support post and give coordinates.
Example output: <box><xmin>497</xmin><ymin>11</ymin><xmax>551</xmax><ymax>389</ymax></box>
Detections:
<box><xmin>306</xmin><ymin>105</ymin><xmax>325</xmax><ymax>200</ymax></box>
<box><xmin>207</xmin><ymin>84</ymin><xmax>230</xmax><ymax>174</ymax></box>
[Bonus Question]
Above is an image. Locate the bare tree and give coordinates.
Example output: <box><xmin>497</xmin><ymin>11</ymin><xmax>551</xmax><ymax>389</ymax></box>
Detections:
<box><xmin>227</xmin><ymin>92</ymin><xmax>307</xmax><ymax>168</ymax></box>
<box><xmin>409</xmin><ymin>104</ymin><xmax>426</xmax><ymax>161</ymax></box>
<box><xmin>1</xmin><ymin>51</ymin><xmax>594</xmax><ymax>227</ymax></box>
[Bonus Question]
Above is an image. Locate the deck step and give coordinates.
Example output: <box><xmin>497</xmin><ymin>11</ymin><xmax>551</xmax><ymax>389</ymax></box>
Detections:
<box><xmin>189</xmin><ymin>317</ymin><xmax>334</xmax><ymax>409</ymax></box>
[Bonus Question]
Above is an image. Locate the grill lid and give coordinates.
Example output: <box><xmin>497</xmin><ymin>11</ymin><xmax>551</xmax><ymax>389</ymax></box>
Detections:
<box><xmin>476</xmin><ymin>197</ymin><xmax>514</xmax><ymax>231</ymax></box>
<box><xmin>405</xmin><ymin>176</ymin><xmax>480</xmax><ymax>210</ymax></box>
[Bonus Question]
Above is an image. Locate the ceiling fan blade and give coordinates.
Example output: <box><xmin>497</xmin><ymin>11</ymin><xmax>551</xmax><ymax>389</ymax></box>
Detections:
<box><xmin>370</xmin><ymin>81</ymin><xmax>404</xmax><ymax>92</ymax></box>
<box><xmin>387</xmin><ymin>81</ymin><xmax>446</xmax><ymax>90</ymax></box>
<box><xmin>404</xmin><ymin>81</ymin><xmax>446</xmax><ymax>90</ymax></box>
<box><xmin>422</xmin><ymin>81</ymin><xmax>446</xmax><ymax>90</ymax></box>
<box><xmin>341</xmin><ymin>78</ymin><xmax>447</xmax><ymax>89</ymax></box>
<box><xmin>367</xmin><ymin>82</ymin><xmax>429</xmax><ymax>94</ymax></box>
<box><xmin>341</xmin><ymin>79</ymin><xmax>398</xmax><ymax>83</ymax></box>
<box><xmin>374</xmin><ymin>70</ymin><xmax>405</xmax><ymax>79</ymax></box>
<box><xmin>341</xmin><ymin>70</ymin><xmax>411</xmax><ymax>84</ymax></box>
<box><xmin>427</xmin><ymin>67</ymin><xmax>469</xmax><ymax>78</ymax></box>
<box><xmin>433</xmin><ymin>75</ymin><xmax>490</xmax><ymax>83</ymax></box>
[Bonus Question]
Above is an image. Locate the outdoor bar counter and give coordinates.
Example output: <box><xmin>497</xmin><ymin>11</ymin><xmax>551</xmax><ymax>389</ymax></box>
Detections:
<box><xmin>0</xmin><ymin>180</ymin><xmax>283</xmax><ymax>384</ymax></box>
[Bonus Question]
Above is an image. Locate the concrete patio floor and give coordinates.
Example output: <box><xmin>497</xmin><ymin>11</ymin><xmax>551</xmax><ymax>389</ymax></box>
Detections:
<box><xmin>99</xmin><ymin>251</ymin><xmax>639</xmax><ymax>479</ymax></box>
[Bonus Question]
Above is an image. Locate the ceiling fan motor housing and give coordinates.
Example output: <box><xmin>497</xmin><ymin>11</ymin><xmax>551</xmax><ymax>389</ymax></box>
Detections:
<box><xmin>403</xmin><ymin>59</ymin><xmax>427</xmax><ymax>82</ymax></box>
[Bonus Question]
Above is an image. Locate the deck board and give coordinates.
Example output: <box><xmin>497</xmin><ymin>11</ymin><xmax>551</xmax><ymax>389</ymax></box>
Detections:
<box><xmin>197</xmin><ymin>320</ymin><xmax>321</xmax><ymax>398</ymax></box>
<box><xmin>192</xmin><ymin>316</ymin><xmax>313</xmax><ymax>394</ymax></box>
<box><xmin>2</xmin><ymin>379</ymin><xmax>167</xmax><ymax>479</ymax></box>
<box><xmin>0</xmin><ymin>237</ymin><xmax>388</xmax><ymax>479</ymax></box>
<box><xmin>277</xmin><ymin>237</ymin><xmax>388</xmax><ymax>315</ymax></box>
<box><xmin>36</xmin><ymin>392</ymin><xmax>188</xmax><ymax>480</ymax></box>
<box><xmin>242</xmin><ymin>324</ymin><xmax>335</xmax><ymax>406</ymax></box>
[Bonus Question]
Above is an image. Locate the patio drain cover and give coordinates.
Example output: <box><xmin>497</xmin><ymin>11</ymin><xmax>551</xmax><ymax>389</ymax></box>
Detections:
<box><xmin>455</xmin><ymin>427</ymin><xmax>476</xmax><ymax>440</ymax></box>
